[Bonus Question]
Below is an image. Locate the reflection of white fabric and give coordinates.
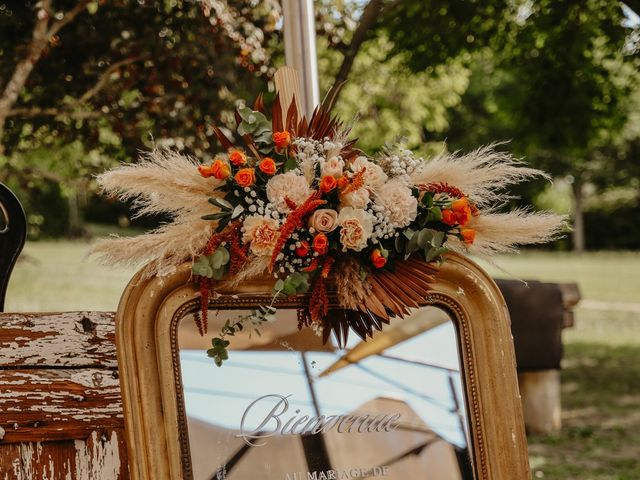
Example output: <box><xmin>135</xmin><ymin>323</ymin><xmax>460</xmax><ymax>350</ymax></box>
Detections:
<box><xmin>324</xmin><ymin>397</ymin><xmax>462</xmax><ymax>480</ymax></box>
<box><xmin>187</xmin><ymin>416</ymin><xmax>308</xmax><ymax>480</ymax></box>
<box><xmin>187</xmin><ymin>397</ymin><xmax>463</xmax><ymax>480</ymax></box>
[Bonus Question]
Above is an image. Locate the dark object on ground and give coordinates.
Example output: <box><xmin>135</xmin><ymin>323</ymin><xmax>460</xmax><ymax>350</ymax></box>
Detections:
<box><xmin>0</xmin><ymin>183</ymin><xmax>26</xmax><ymax>311</ymax></box>
<box><xmin>496</xmin><ymin>278</ymin><xmax>581</xmax><ymax>434</ymax></box>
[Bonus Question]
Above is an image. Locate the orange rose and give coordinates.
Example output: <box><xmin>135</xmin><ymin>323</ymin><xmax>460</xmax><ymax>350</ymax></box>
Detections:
<box><xmin>229</xmin><ymin>149</ymin><xmax>247</xmax><ymax>167</ymax></box>
<box><xmin>452</xmin><ymin>197</ymin><xmax>472</xmax><ymax>226</ymax></box>
<box><xmin>319</xmin><ymin>175</ymin><xmax>337</xmax><ymax>193</ymax></box>
<box><xmin>296</xmin><ymin>241</ymin><xmax>310</xmax><ymax>257</ymax></box>
<box><xmin>234</xmin><ymin>168</ymin><xmax>255</xmax><ymax>187</ymax></box>
<box><xmin>337</xmin><ymin>176</ymin><xmax>349</xmax><ymax>190</ymax></box>
<box><xmin>312</xmin><ymin>233</ymin><xmax>329</xmax><ymax>255</ymax></box>
<box><xmin>210</xmin><ymin>159</ymin><xmax>231</xmax><ymax>180</ymax></box>
<box><xmin>259</xmin><ymin>157</ymin><xmax>277</xmax><ymax>175</ymax></box>
<box><xmin>441</xmin><ymin>209</ymin><xmax>457</xmax><ymax>226</ymax></box>
<box><xmin>460</xmin><ymin>228</ymin><xmax>476</xmax><ymax>245</ymax></box>
<box><xmin>370</xmin><ymin>249</ymin><xmax>387</xmax><ymax>268</ymax></box>
<box><xmin>273</xmin><ymin>131</ymin><xmax>291</xmax><ymax>149</ymax></box>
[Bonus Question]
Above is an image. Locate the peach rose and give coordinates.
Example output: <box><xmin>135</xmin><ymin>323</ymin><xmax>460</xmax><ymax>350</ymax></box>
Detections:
<box><xmin>242</xmin><ymin>215</ymin><xmax>280</xmax><ymax>256</ymax></box>
<box><xmin>235</xmin><ymin>168</ymin><xmax>255</xmax><ymax>187</ymax></box>
<box><xmin>337</xmin><ymin>207</ymin><xmax>373</xmax><ymax>252</ymax></box>
<box><xmin>309</xmin><ymin>209</ymin><xmax>339</xmax><ymax>233</ymax></box>
<box><xmin>321</xmin><ymin>156</ymin><xmax>345</xmax><ymax>178</ymax></box>
<box><xmin>258</xmin><ymin>157</ymin><xmax>277</xmax><ymax>175</ymax></box>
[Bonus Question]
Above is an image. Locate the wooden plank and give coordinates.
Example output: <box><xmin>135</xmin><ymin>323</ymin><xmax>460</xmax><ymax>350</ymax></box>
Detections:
<box><xmin>0</xmin><ymin>369</ymin><xmax>123</xmax><ymax>443</ymax></box>
<box><xmin>0</xmin><ymin>312</ymin><xmax>116</xmax><ymax>368</ymax></box>
<box><xmin>0</xmin><ymin>429</ymin><xmax>129</xmax><ymax>479</ymax></box>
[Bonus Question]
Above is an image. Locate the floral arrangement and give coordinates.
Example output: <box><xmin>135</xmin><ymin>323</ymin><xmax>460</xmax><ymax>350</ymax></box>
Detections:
<box><xmin>92</xmin><ymin>74</ymin><xmax>565</xmax><ymax>366</ymax></box>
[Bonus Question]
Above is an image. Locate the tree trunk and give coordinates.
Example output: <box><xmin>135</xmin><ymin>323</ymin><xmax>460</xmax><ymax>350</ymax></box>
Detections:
<box><xmin>571</xmin><ymin>179</ymin><xmax>585</xmax><ymax>253</ymax></box>
<box><xmin>0</xmin><ymin>1</ymin><xmax>89</xmax><ymax>155</ymax></box>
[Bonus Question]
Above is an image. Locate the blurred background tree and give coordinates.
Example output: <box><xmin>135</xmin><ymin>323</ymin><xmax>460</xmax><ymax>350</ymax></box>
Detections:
<box><xmin>1</xmin><ymin>0</ymin><xmax>638</xmax><ymax>250</ymax></box>
<box><xmin>0</xmin><ymin>0</ymin><xmax>280</xmax><ymax>236</ymax></box>
<box><xmin>319</xmin><ymin>0</ymin><xmax>640</xmax><ymax>252</ymax></box>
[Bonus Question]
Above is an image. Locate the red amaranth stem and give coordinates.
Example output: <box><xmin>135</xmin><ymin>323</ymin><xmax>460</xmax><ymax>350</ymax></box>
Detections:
<box><xmin>269</xmin><ymin>191</ymin><xmax>326</xmax><ymax>272</ymax></box>
<box><xmin>420</xmin><ymin>182</ymin><xmax>466</xmax><ymax>199</ymax></box>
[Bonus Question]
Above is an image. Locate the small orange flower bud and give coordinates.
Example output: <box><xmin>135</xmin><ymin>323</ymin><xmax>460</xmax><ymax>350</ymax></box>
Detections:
<box><xmin>312</xmin><ymin>233</ymin><xmax>329</xmax><ymax>255</ymax></box>
<box><xmin>259</xmin><ymin>157</ymin><xmax>277</xmax><ymax>175</ymax></box>
<box><xmin>198</xmin><ymin>165</ymin><xmax>213</xmax><ymax>178</ymax></box>
<box><xmin>460</xmin><ymin>228</ymin><xmax>476</xmax><ymax>245</ymax></box>
<box><xmin>370</xmin><ymin>249</ymin><xmax>387</xmax><ymax>268</ymax></box>
<box><xmin>296</xmin><ymin>241</ymin><xmax>310</xmax><ymax>257</ymax></box>
<box><xmin>441</xmin><ymin>209</ymin><xmax>457</xmax><ymax>226</ymax></box>
<box><xmin>319</xmin><ymin>175</ymin><xmax>337</xmax><ymax>193</ymax></box>
<box><xmin>229</xmin><ymin>149</ymin><xmax>247</xmax><ymax>167</ymax></box>
<box><xmin>234</xmin><ymin>168</ymin><xmax>255</xmax><ymax>187</ymax></box>
<box><xmin>337</xmin><ymin>176</ymin><xmax>349</xmax><ymax>190</ymax></box>
<box><xmin>452</xmin><ymin>197</ymin><xmax>472</xmax><ymax>226</ymax></box>
<box><xmin>273</xmin><ymin>131</ymin><xmax>291</xmax><ymax>149</ymax></box>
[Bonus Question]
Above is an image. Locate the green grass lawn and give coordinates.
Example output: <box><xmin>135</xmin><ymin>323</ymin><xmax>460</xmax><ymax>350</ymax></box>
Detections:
<box><xmin>4</xmin><ymin>242</ymin><xmax>640</xmax><ymax>479</ymax></box>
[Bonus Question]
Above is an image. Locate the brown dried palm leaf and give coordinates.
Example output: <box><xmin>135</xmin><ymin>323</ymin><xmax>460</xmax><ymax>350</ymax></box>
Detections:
<box><xmin>323</xmin><ymin>256</ymin><xmax>438</xmax><ymax>348</ymax></box>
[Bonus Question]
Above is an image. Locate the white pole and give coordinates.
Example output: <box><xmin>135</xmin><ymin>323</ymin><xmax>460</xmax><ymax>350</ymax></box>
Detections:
<box><xmin>282</xmin><ymin>0</ymin><xmax>320</xmax><ymax>118</ymax></box>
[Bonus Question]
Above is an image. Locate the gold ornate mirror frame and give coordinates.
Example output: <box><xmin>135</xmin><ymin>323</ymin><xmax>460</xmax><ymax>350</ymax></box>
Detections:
<box><xmin>115</xmin><ymin>252</ymin><xmax>530</xmax><ymax>480</ymax></box>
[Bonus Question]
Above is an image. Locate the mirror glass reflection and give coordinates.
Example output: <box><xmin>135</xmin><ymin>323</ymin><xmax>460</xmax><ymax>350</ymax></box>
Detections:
<box><xmin>178</xmin><ymin>305</ymin><xmax>474</xmax><ymax>480</ymax></box>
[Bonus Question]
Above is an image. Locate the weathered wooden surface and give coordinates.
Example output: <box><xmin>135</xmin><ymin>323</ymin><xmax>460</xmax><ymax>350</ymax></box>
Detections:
<box><xmin>0</xmin><ymin>368</ymin><xmax>122</xmax><ymax>443</ymax></box>
<box><xmin>0</xmin><ymin>312</ymin><xmax>117</xmax><ymax>368</ymax></box>
<box><xmin>0</xmin><ymin>312</ymin><xmax>128</xmax><ymax>479</ymax></box>
<box><xmin>0</xmin><ymin>430</ymin><xmax>128</xmax><ymax>480</ymax></box>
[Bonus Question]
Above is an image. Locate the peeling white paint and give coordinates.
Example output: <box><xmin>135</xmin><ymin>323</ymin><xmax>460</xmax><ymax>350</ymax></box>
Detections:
<box><xmin>0</xmin><ymin>312</ymin><xmax>117</xmax><ymax>368</ymax></box>
<box><xmin>0</xmin><ymin>425</ymin><xmax>5</xmax><ymax>440</ymax></box>
<box><xmin>74</xmin><ymin>431</ymin><xmax>121</xmax><ymax>480</ymax></box>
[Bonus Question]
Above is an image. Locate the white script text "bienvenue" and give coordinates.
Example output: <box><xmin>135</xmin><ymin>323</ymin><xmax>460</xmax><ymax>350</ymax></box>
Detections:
<box><xmin>237</xmin><ymin>394</ymin><xmax>402</xmax><ymax>446</ymax></box>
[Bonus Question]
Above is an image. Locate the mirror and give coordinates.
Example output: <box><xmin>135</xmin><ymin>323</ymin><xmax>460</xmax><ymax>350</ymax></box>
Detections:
<box><xmin>115</xmin><ymin>254</ymin><xmax>530</xmax><ymax>480</ymax></box>
<box><xmin>178</xmin><ymin>306</ymin><xmax>473</xmax><ymax>480</ymax></box>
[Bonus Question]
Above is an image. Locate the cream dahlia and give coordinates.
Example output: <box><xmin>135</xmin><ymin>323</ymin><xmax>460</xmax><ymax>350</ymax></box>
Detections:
<box><xmin>375</xmin><ymin>179</ymin><xmax>418</xmax><ymax>228</ymax></box>
<box><xmin>266</xmin><ymin>171</ymin><xmax>312</xmax><ymax>213</ymax></box>
<box><xmin>242</xmin><ymin>215</ymin><xmax>280</xmax><ymax>256</ymax></box>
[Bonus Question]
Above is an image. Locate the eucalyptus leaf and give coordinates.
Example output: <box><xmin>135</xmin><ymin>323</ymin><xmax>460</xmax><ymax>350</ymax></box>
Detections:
<box><xmin>211</xmin><ymin>266</ymin><xmax>227</xmax><ymax>280</ymax></box>
<box><xmin>208</xmin><ymin>197</ymin><xmax>233</xmax><ymax>210</ymax></box>
<box><xmin>417</xmin><ymin>228</ymin><xmax>434</xmax><ymax>248</ymax></box>
<box><xmin>192</xmin><ymin>258</ymin><xmax>213</xmax><ymax>278</ymax></box>
<box><xmin>231</xmin><ymin>204</ymin><xmax>245</xmax><ymax>219</ymax></box>
<box><xmin>201</xmin><ymin>212</ymin><xmax>230</xmax><ymax>221</ymax></box>
<box><xmin>432</xmin><ymin>231</ymin><xmax>446</xmax><ymax>247</ymax></box>
<box><xmin>283</xmin><ymin>156</ymin><xmax>297</xmax><ymax>172</ymax></box>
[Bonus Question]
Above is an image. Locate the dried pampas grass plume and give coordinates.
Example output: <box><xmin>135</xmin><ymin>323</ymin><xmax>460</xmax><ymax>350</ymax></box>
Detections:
<box><xmin>411</xmin><ymin>144</ymin><xmax>547</xmax><ymax>207</ymax></box>
<box><xmin>449</xmin><ymin>210</ymin><xmax>568</xmax><ymax>257</ymax></box>
<box><xmin>90</xmin><ymin>148</ymin><xmax>223</xmax><ymax>278</ymax></box>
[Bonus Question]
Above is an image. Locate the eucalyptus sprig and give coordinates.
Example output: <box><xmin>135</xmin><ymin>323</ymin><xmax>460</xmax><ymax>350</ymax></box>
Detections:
<box><xmin>207</xmin><ymin>272</ymin><xmax>310</xmax><ymax>367</ymax></box>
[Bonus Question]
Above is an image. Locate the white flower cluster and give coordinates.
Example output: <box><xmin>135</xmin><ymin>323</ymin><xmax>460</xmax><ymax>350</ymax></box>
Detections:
<box><xmin>370</xmin><ymin>179</ymin><xmax>418</xmax><ymax>242</ymax></box>
<box><xmin>293</xmin><ymin>137</ymin><xmax>345</xmax><ymax>183</ymax></box>
<box><xmin>376</xmin><ymin>145</ymin><xmax>424</xmax><ymax>178</ymax></box>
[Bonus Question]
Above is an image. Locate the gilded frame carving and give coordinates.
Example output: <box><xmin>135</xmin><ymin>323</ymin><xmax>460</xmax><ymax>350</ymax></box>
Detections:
<box><xmin>115</xmin><ymin>252</ymin><xmax>531</xmax><ymax>480</ymax></box>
